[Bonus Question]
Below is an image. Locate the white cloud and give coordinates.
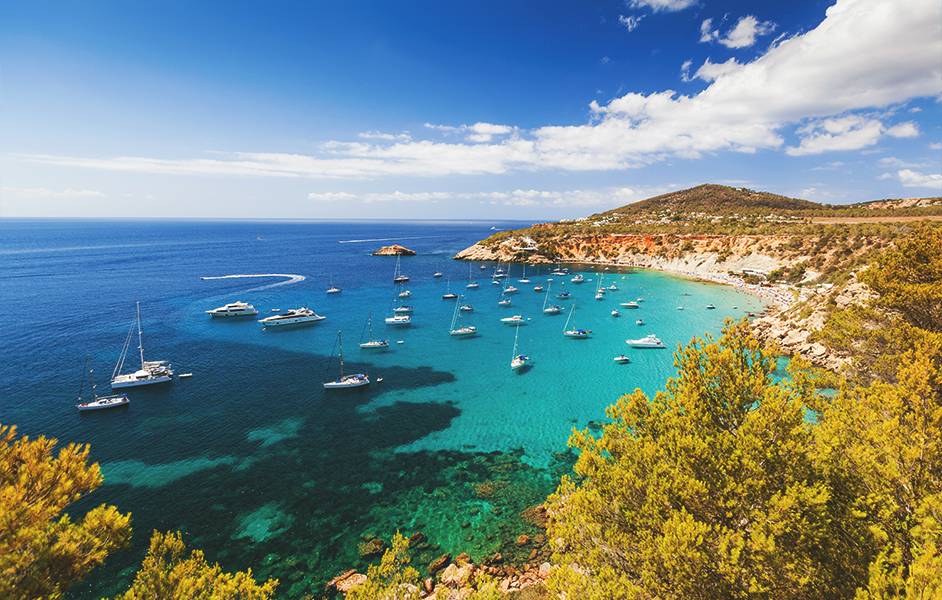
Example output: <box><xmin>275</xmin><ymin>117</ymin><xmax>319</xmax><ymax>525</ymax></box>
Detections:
<box><xmin>359</xmin><ymin>131</ymin><xmax>412</xmax><ymax>141</ymax></box>
<box><xmin>895</xmin><ymin>169</ymin><xmax>942</xmax><ymax>188</ymax></box>
<box><xmin>884</xmin><ymin>122</ymin><xmax>919</xmax><ymax>138</ymax></box>
<box><xmin>618</xmin><ymin>15</ymin><xmax>644</xmax><ymax>32</ymax></box>
<box><xmin>786</xmin><ymin>116</ymin><xmax>885</xmax><ymax>155</ymax></box>
<box><xmin>718</xmin><ymin>16</ymin><xmax>777</xmax><ymax>49</ymax></box>
<box><xmin>930</xmin><ymin>142</ymin><xmax>942</xmax><ymax>150</ymax></box>
<box><xmin>700</xmin><ymin>19</ymin><xmax>718</xmax><ymax>43</ymax></box>
<box><xmin>879</xmin><ymin>157</ymin><xmax>928</xmax><ymax>168</ymax></box>
<box><xmin>22</xmin><ymin>0</ymin><xmax>942</xmax><ymax>179</ymax></box>
<box><xmin>308</xmin><ymin>192</ymin><xmax>357</xmax><ymax>202</ymax></box>
<box><xmin>628</xmin><ymin>0</ymin><xmax>697</xmax><ymax>13</ymax></box>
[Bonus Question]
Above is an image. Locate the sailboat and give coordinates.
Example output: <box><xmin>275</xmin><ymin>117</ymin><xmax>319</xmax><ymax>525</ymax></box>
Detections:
<box><xmin>76</xmin><ymin>355</ymin><xmax>129</xmax><ymax>411</ymax></box>
<box><xmin>595</xmin><ymin>275</ymin><xmax>606</xmax><ymax>300</ymax></box>
<box><xmin>510</xmin><ymin>326</ymin><xmax>530</xmax><ymax>370</ymax></box>
<box><xmin>442</xmin><ymin>278</ymin><xmax>457</xmax><ymax>299</ymax></box>
<box><xmin>434</xmin><ymin>260</ymin><xmax>443</xmax><ymax>278</ymax></box>
<box><xmin>393</xmin><ymin>255</ymin><xmax>409</xmax><ymax>283</ymax></box>
<box><xmin>450</xmin><ymin>295</ymin><xmax>477</xmax><ymax>336</ymax></box>
<box><xmin>556</xmin><ymin>281</ymin><xmax>570</xmax><ymax>299</ymax></box>
<box><xmin>518</xmin><ymin>264</ymin><xmax>530</xmax><ymax>284</ymax></box>
<box><xmin>543</xmin><ymin>284</ymin><xmax>562</xmax><ymax>314</ymax></box>
<box><xmin>498</xmin><ymin>283</ymin><xmax>511</xmax><ymax>306</ymax></box>
<box><xmin>111</xmin><ymin>302</ymin><xmax>173</xmax><ymax>388</ymax></box>
<box><xmin>466</xmin><ymin>263</ymin><xmax>479</xmax><ymax>289</ymax></box>
<box><xmin>327</xmin><ymin>268</ymin><xmax>341</xmax><ymax>294</ymax></box>
<box><xmin>324</xmin><ymin>331</ymin><xmax>369</xmax><ymax>388</ymax></box>
<box><xmin>563</xmin><ymin>302</ymin><xmax>590</xmax><ymax>338</ymax></box>
<box><xmin>360</xmin><ymin>311</ymin><xmax>389</xmax><ymax>349</ymax></box>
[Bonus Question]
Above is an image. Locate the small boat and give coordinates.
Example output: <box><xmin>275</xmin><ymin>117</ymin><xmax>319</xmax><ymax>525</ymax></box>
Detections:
<box><xmin>327</xmin><ymin>269</ymin><xmax>341</xmax><ymax>294</ymax></box>
<box><xmin>492</xmin><ymin>279</ymin><xmax>502</xmax><ymax>285</ymax></box>
<box><xmin>206</xmin><ymin>301</ymin><xmax>258</xmax><ymax>317</ymax></box>
<box><xmin>498</xmin><ymin>298</ymin><xmax>511</xmax><ymax>306</ymax></box>
<box><xmin>501</xmin><ymin>315</ymin><xmax>525</xmax><ymax>325</ymax></box>
<box><xmin>621</xmin><ymin>302</ymin><xmax>640</xmax><ymax>309</ymax></box>
<box><xmin>556</xmin><ymin>282</ymin><xmax>570</xmax><ymax>299</ymax></box>
<box><xmin>393</xmin><ymin>255</ymin><xmax>409</xmax><ymax>283</ymax></box>
<box><xmin>706</xmin><ymin>304</ymin><xmax>716</xmax><ymax>309</ymax></box>
<box><xmin>258</xmin><ymin>307</ymin><xmax>326</xmax><ymax>327</ymax></box>
<box><xmin>76</xmin><ymin>355</ymin><xmax>129</xmax><ymax>411</ymax></box>
<box><xmin>399</xmin><ymin>290</ymin><xmax>412</xmax><ymax>297</ymax></box>
<box><xmin>450</xmin><ymin>295</ymin><xmax>477</xmax><ymax>336</ymax></box>
<box><xmin>112</xmin><ymin>302</ymin><xmax>173</xmax><ymax>389</ymax></box>
<box><xmin>466</xmin><ymin>264</ymin><xmax>479</xmax><ymax>289</ymax></box>
<box><xmin>637</xmin><ymin>297</ymin><xmax>644</xmax><ymax>302</ymax></box>
<box><xmin>460</xmin><ymin>304</ymin><xmax>474</xmax><ymax>312</ymax></box>
<box><xmin>678</xmin><ymin>306</ymin><xmax>684</xmax><ymax>310</ymax></box>
<box><xmin>504</xmin><ymin>286</ymin><xmax>519</xmax><ymax>294</ymax></box>
<box><xmin>360</xmin><ymin>311</ymin><xmax>389</xmax><ymax>349</ymax></box>
<box><xmin>571</xmin><ymin>274</ymin><xmax>585</xmax><ymax>284</ymax></box>
<box><xmin>324</xmin><ymin>331</ymin><xmax>369</xmax><ymax>388</ymax></box>
<box><xmin>563</xmin><ymin>303</ymin><xmax>589</xmax><ymax>338</ymax></box>
<box><xmin>511</xmin><ymin>327</ymin><xmax>529</xmax><ymax>370</ymax></box>
<box><xmin>534</xmin><ymin>285</ymin><xmax>544</xmax><ymax>292</ymax></box>
<box><xmin>179</xmin><ymin>373</ymin><xmax>193</xmax><ymax>378</ymax></box>
<box><xmin>518</xmin><ymin>265</ymin><xmax>530</xmax><ymax>284</ymax></box>
<box><xmin>608</xmin><ymin>284</ymin><xmax>618</xmax><ymax>291</ymax></box>
<box><xmin>627</xmin><ymin>334</ymin><xmax>666</xmax><ymax>348</ymax></box>
<box><xmin>434</xmin><ymin>260</ymin><xmax>443</xmax><ymax>278</ymax></box>
<box><xmin>611</xmin><ymin>309</ymin><xmax>620</xmax><ymax>317</ymax></box>
<box><xmin>393</xmin><ymin>305</ymin><xmax>413</xmax><ymax>313</ymax></box>
<box><xmin>613</xmin><ymin>355</ymin><xmax>630</xmax><ymax>363</ymax></box>
<box><xmin>636</xmin><ymin>319</ymin><xmax>643</xmax><ymax>325</ymax></box>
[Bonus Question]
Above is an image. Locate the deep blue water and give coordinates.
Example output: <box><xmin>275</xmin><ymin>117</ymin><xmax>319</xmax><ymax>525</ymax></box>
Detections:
<box><xmin>0</xmin><ymin>219</ymin><xmax>766</xmax><ymax>598</ymax></box>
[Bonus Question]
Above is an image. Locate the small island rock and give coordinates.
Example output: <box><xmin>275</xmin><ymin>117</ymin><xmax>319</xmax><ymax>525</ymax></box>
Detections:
<box><xmin>372</xmin><ymin>245</ymin><xmax>416</xmax><ymax>256</ymax></box>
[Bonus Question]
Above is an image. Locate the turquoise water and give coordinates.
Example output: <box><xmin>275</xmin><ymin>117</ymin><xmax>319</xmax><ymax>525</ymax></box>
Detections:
<box><xmin>0</xmin><ymin>220</ymin><xmax>766</xmax><ymax>598</ymax></box>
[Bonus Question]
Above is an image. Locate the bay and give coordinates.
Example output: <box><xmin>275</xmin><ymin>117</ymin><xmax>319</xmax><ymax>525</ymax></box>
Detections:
<box><xmin>0</xmin><ymin>218</ymin><xmax>766</xmax><ymax>598</ymax></box>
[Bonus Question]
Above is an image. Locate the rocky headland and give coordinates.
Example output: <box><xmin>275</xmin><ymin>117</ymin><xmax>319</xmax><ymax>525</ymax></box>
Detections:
<box><xmin>373</xmin><ymin>245</ymin><xmax>417</xmax><ymax>256</ymax></box>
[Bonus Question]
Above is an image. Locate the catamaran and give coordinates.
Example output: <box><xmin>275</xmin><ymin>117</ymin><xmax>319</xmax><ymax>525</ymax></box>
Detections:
<box><xmin>111</xmin><ymin>302</ymin><xmax>173</xmax><ymax>388</ymax></box>
<box><xmin>324</xmin><ymin>331</ymin><xmax>369</xmax><ymax>388</ymax></box>
<box><xmin>76</xmin><ymin>355</ymin><xmax>129</xmax><ymax>411</ymax></box>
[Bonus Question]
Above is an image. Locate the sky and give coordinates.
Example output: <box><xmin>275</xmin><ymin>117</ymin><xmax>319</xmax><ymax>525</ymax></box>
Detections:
<box><xmin>1</xmin><ymin>0</ymin><xmax>940</xmax><ymax>221</ymax></box>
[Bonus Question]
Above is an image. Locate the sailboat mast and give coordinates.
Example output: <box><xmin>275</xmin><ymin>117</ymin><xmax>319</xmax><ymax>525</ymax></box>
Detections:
<box><xmin>338</xmin><ymin>331</ymin><xmax>344</xmax><ymax>378</ymax></box>
<box><xmin>136</xmin><ymin>301</ymin><xmax>145</xmax><ymax>370</ymax></box>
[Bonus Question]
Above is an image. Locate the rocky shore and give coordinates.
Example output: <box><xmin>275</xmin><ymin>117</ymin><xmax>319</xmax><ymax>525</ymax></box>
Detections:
<box><xmin>325</xmin><ymin>507</ymin><xmax>554</xmax><ymax>598</ymax></box>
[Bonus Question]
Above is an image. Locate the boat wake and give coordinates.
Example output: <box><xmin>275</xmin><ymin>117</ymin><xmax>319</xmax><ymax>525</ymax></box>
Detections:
<box><xmin>200</xmin><ymin>273</ymin><xmax>306</xmax><ymax>292</ymax></box>
<box><xmin>338</xmin><ymin>235</ymin><xmax>449</xmax><ymax>244</ymax></box>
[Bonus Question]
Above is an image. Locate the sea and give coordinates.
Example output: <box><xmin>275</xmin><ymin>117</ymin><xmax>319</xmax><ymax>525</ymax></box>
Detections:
<box><xmin>0</xmin><ymin>219</ymin><xmax>767</xmax><ymax>598</ymax></box>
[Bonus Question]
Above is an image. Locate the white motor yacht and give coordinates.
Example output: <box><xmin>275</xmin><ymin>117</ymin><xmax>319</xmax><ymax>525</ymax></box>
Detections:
<box><xmin>627</xmin><ymin>334</ymin><xmax>666</xmax><ymax>348</ymax></box>
<box><xmin>206</xmin><ymin>301</ymin><xmax>258</xmax><ymax>317</ymax></box>
<box><xmin>258</xmin><ymin>307</ymin><xmax>325</xmax><ymax>327</ymax></box>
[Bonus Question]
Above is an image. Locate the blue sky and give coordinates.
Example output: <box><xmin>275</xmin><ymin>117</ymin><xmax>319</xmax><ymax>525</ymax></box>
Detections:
<box><xmin>1</xmin><ymin>0</ymin><xmax>940</xmax><ymax>220</ymax></box>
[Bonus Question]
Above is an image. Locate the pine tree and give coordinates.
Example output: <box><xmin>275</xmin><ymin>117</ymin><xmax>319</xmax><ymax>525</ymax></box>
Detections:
<box><xmin>0</xmin><ymin>424</ymin><xmax>132</xmax><ymax>600</ymax></box>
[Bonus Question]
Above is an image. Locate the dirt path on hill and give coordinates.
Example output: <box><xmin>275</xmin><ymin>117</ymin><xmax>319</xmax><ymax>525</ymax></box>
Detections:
<box><xmin>809</xmin><ymin>215</ymin><xmax>942</xmax><ymax>224</ymax></box>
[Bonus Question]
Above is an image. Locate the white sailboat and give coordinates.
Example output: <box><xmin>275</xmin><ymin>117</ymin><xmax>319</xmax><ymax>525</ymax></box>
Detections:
<box><xmin>466</xmin><ymin>263</ymin><xmax>479</xmax><ymax>289</ymax></box>
<box><xmin>393</xmin><ymin>255</ymin><xmax>409</xmax><ymax>283</ymax></box>
<box><xmin>434</xmin><ymin>260</ymin><xmax>443</xmax><ymax>278</ymax></box>
<box><xmin>450</xmin><ymin>295</ymin><xmax>477</xmax><ymax>336</ymax></box>
<box><xmin>518</xmin><ymin>265</ymin><xmax>530</xmax><ymax>284</ymax></box>
<box><xmin>442</xmin><ymin>278</ymin><xmax>457</xmax><ymax>299</ymax></box>
<box><xmin>360</xmin><ymin>311</ymin><xmax>389</xmax><ymax>349</ymax></box>
<box><xmin>327</xmin><ymin>268</ymin><xmax>341</xmax><ymax>294</ymax></box>
<box><xmin>556</xmin><ymin>281</ymin><xmax>570</xmax><ymax>299</ymax></box>
<box><xmin>76</xmin><ymin>355</ymin><xmax>129</xmax><ymax>411</ymax></box>
<box><xmin>563</xmin><ymin>302</ymin><xmax>589</xmax><ymax>338</ymax></box>
<box><xmin>111</xmin><ymin>302</ymin><xmax>173</xmax><ymax>388</ymax></box>
<box><xmin>324</xmin><ymin>331</ymin><xmax>369</xmax><ymax>388</ymax></box>
<box><xmin>542</xmin><ymin>284</ymin><xmax>561</xmax><ymax>314</ymax></box>
<box><xmin>498</xmin><ymin>283</ymin><xmax>511</xmax><ymax>306</ymax></box>
<box><xmin>511</xmin><ymin>326</ymin><xmax>530</xmax><ymax>370</ymax></box>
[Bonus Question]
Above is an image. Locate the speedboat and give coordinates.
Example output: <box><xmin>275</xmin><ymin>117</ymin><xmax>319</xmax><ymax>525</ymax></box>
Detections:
<box><xmin>627</xmin><ymin>334</ymin><xmax>665</xmax><ymax>348</ymax></box>
<box><xmin>385</xmin><ymin>315</ymin><xmax>412</xmax><ymax>326</ymax></box>
<box><xmin>636</xmin><ymin>319</ymin><xmax>643</xmax><ymax>325</ymax></box>
<box><xmin>258</xmin><ymin>307</ymin><xmax>325</xmax><ymax>327</ymax></box>
<box><xmin>612</xmin><ymin>309</ymin><xmax>620</xmax><ymax>317</ymax></box>
<box><xmin>533</xmin><ymin>285</ymin><xmax>544</xmax><ymax>292</ymax></box>
<box><xmin>206</xmin><ymin>301</ymin><xmax>258</xmax><ymax>317</ymax></box>
<box><xmin>399</xmin><ymin>290</ymin><xmax>412</xmax><ymax>297</ymax></box>
<box><xmin>621</xmin><ymin>302</ymin><xmax>640</xmax><ymax>309</ymax></box>
<box><xmin>543</xmin><ymin>305</ymin><xmax>562</xmax><ymax>314</ymax></box>
<box><xmin>460</xmin><ymin>304</ymin><xmax>474</xmax><ymax>311</ymax></box>
<box><xmin>706</xmin><ymin>304</ymin><xmax>716</xmax><ymax>309</ymax></box>
<box><xmin>393</xmin><ymin>305</ymin><xmax>413</xmax><ymax>313</ymax></box>
<box><xmin>613</xmin><ymin>355</ymin><xmax>630</xmax><ymax>363</ymax></box>
<box><xmin>571</xmin><ymin>274</ymin><xmax>585</xmax><ymax>283</ymax></box>
<box><xmin>501</xmin><ymin>315</ymin><xmax>525</xmax><ymax>325</ymax></box>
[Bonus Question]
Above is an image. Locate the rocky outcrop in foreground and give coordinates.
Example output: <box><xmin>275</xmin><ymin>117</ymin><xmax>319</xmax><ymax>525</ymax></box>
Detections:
<box><xmin>373</xmin><ymin>245</ymin><xmax>416</xmax><ymax>256</ymax></box>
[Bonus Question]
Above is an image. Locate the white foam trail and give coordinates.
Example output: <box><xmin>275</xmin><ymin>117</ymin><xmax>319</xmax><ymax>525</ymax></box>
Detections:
<box><xmin>337</xmin><ymin>235</ymin><xmax>449</xmax><ymax>244</ymax></box>
<box><xmin>200</xmin><ymin>273</ymin><xmax>306</xmax><ymax>292</ymax></box>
